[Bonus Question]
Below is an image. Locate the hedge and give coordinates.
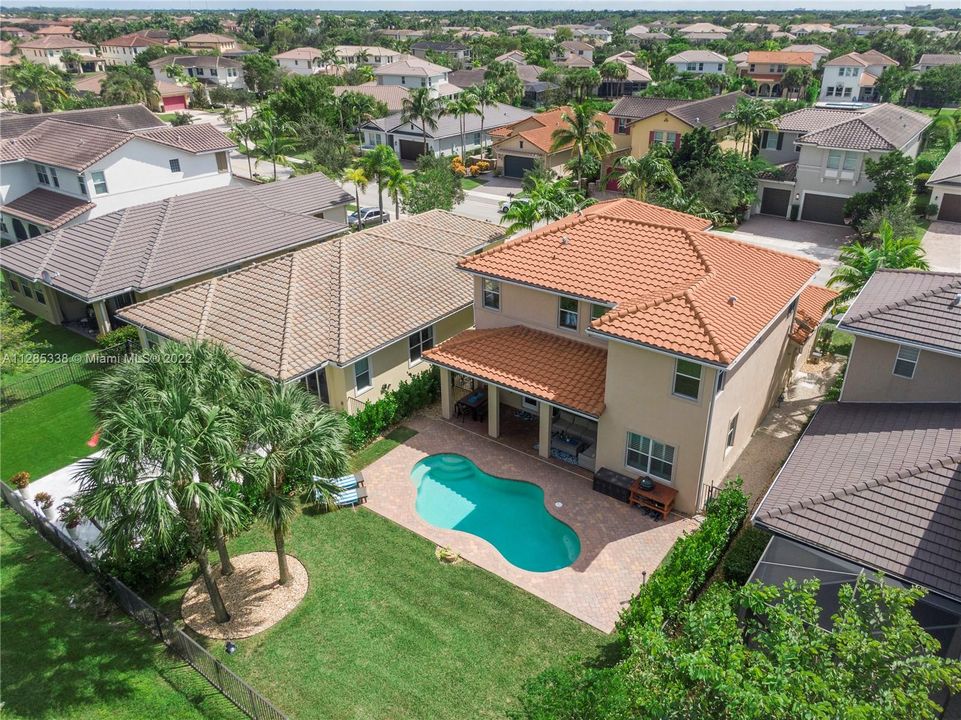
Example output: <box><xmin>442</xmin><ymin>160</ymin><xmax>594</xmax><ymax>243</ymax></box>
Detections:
<box><xmin>721</xmin><ymin>526</ymin><xmax>772</xmax><ymax>585</ymax></box>
<box><xmin>616</xmin><ymin>479</ymin><xmax>748</xmax><ymax>637</ymax></box>
<box><xmin>345</xmin><ymin>367</ymin><xmax>439</xmax><ymax>450</ymax></box>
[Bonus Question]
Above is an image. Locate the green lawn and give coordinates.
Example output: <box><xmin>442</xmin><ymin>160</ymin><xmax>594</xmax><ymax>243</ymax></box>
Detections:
<box><xmin>350</xmin><ymin>425</ymin><xmax>418</xmax><ymax>472</ymax></box>
<box><xmin>157</xmin><ymin>112</ymin><xmax>178</xmax><ymax>122</ymax></box>
<box><xmin>0</xmin><ymin>507</ymin><xmax>241</xmax><ymax>720</ymax></box>
<box><xmin>153</xmin><ymin>509</ymin><xmax>603</xmax><ymax>720</ymax></box>
<box><xmin>13</xmin><ymin>319</ymin><xmax>98</xmax><ymax>379</ymax></box>
<box><xmin>461</xmin><ymin>177</ymin><xmax>487</xmax><ymax>191</ymax></box>
<box><xmin>1</xmin><ymin>384</ymin><xmax>98</xmax><ymax>481</ymax></box>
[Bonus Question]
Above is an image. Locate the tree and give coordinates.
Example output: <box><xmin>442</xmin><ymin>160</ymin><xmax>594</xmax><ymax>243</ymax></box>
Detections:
<box><xmin>7</xmin><ymin>59</ymin><xmax>69</xmax><ymax>112</ymax></box>
<box><xmin>344</xmin><ymin>167</ymin><xmax>368</xmax><ymax>228</ymax></box>
<box><xmin>249</xmin><ymin>106</ymin><xmax>296</xmax><ymax>181</ymax></box>
<box><xmin>384</xmin><ymin>165</ymin><xmax>412</xmax><ymax>219</ymax></box>
<box><xmin>446</xmin><ymin>90</ymin><xmax>480</xmax><ymax>160</ymax></box>
<box><xmin>514</xmin><ymin>578</ymin><xmax>961</xmax><ymax>720</ymax></box>
<box><xmin>559</xmin><ymin>67</ymin><xmax>601</xmax><ymax>103</ymax></box>
<box><xmin>780</xmin><ymin>66</ymin><xmax>812</xmax><ymax>99</ymax></box>
<box><xmin>827</xmin><ymin>220</ymin><xmax>929</xmax><ymax>310</ymax></box>
<box><xmin>0</xmin><ymin>291</ymin><xmax>48</xmax><ymax>375</ymax></box>
<box><xmin>721</xmin><ymin>97</ymin><xmax>779</xmax><ymax>156</ymax></box>
<box><xmin>672</xmin><ymin>125</ymin><xmax>721</xmax><ymax>176</ymax></box>
<box><xmin>875</xmin><ymin>65</ymin><xmax>911</xmax><ymax>103</ymax></box>
<box><xmin>865</xmin><ymin>151</ymin><xmax>915</xmax><ymax>207</ymax></box>
<box><xmin>550</xmin><ymin>102</ymin><xmax>615</xmax><ymax>192</ymax></box>
<box><xmin>401</xmin><ymin>153</ymin><xmax>465</xmax><ymax>215</ymax></box>
<box><xmin>296</xmin><ymin>118</ymin><xmax>355</xmax><ymax>177</ymax></box>
<box><xmin>473</xmin><ymin>82</ymin><xmax>501</xmax><ymax>154</ymax></box>
<box><xmin>357</xmin><ymin>144</ymin><xmax>401</xmax><ymax>217</ymax></box>
<box><xmin>163</xmin><ymin>62</ymin><xmax>188</xmax><ymax>84</ymax></box>
<box><xmin>133</xmin><ymin>44</ymin><xmax>182</xmax><ymax>69</ymax></box>
<box><xmin>77</xmin><ymin>343</ymin><xmax>249</xmax><ymax>624</ymax></box>
<box><xmin>243</xmin><ymin>52</ymin><xmax>284</xmax><ymax>96</ymax></box>
<box><xmin>501</xmin><ymin>176</ymin><xmax>591</xmax><ymax>234</ymax></box>
<box><xmin>400</xmin><ymin>87</ymin><xmax>447</xmax><ymax>159</ymax></box>
<box><xmin>916</xmin><ymin>65</ymin><xmax>961</xmax><ymax>106</ymax></box>
<box><xmin>598</xmin><ymin>61</ymin><xmax>629</xmax><ymax>98</ymax></box>
<box><xmin>484</xmin><ymin>62</ymin><xmax>524</xmax><ymax>106</ymax></box>
<box><xmin>244</xmin><ymin>382</ymin><xmax>348</xmax><ymax>586</ymax></box>
<box><xmin>101</xmin><ymin>66</ymin><xmax>160</xmax><ymax>109</ymax></box>
<box><xmin>616</xmin><ymin>144</ymin><xmax>683</xmax><ymax>202</ymax></box>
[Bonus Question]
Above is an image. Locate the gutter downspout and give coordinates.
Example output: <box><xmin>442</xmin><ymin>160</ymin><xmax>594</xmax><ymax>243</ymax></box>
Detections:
<box><xmin>694</xmin><ymin>367</ymin><xmax>720</xmax><ymax>512</ymax></box>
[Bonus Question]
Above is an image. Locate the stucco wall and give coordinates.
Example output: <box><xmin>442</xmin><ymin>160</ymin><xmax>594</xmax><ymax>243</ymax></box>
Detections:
<box><xmin>5</xmin><ymin>273</ymin><xmax>62</xmax><ymax>324</ymax></box>
<box><xmin>841</xmin><ymin>334</ymin><xmax>961</xmax><ymax>403</ymax></box>
<box><xmin>758</xmin><ymin>130</ymin><xmax>803</xmax><ymax>166</ymax></box>
<box><xmin>627</xmin><ymin>113</ymin><xmax>734</xmax><ymax>157</ymax></box>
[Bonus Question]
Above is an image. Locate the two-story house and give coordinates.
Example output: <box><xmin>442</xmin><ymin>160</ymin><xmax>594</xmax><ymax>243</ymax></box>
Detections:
<box><xmin>411</xmin><ymin>41</ymin><xmax>471</xmax><ymax>65</ymax></box>
<box><xmin>148</xmin><ymin>55</ymin><xmax>245</xmax><ymax>90</ymax></box>
<box><xmin>783</xmin><ymin>44</ymin><xmax>830</xmax><ymax>66</ymax></box>
<box><xmin>334</xmin><ymin>45</ymin><xmax>401</xmax><ymax>69</ymax></box>
<box><xmin>273</xmin><ymin>47</ymin><xmax>327</xmax><ymax>76</ymax></box>
<box><xmin>740</xmin><ymin>51</ymin><xmax>815</xmax><ymax>97</ymax></box>
<box><xmin>750</xmin><ymin>270</ymin><xmax>961</xmax><ymax>715</ymax></box>
<box><xmin>1</xmin><ymin>172</ymin><xmax>351</xmax><ymax>337</ymax></box>
<box><xmin>820</xmin><ymin>50</ymin><xmax>899</xmax><ymax>103</ymax></box>
<box><xmin>754</xmin><ymin>104</ymin><xmax>930</xmax><ymax>224</ymax></box>
<box><xmin>0</xmin><ymin>105</ymin><xmax>236</xmax><ymax>243</ymax></box>
<box><xmin>678</xmin><ymin>22</ymin><xmax>731</xmax><ymax>43</ymax></box>
<box><xmin>372</xmin><ymin>56</ymin><xmax>452</xmax><ymax>94</ymax></box>
<box><xmin>181</xmin><ymin>33</ymin><xmax>237</xmax><ymax>53</ymax></box>
<box><xmin>423</xmin><ymin>199</ymin><xmax>828</xmax><ymax>515</ymax></box>
<box><xmin>16</xmin><ymin>35</ymin><xmax>103</xmax><ymax>73</ymax></box>
<box><xmin>99</xmin><ymin>32</ymin><xmax>167</xmax><ymax>66</ymax></box>
<box><xmin>926</xmin><ymin>143</ymin><xmax>961</xmax><ymax>224</ymax></box>
<box><xmin>113</xmin><ymin>212</ymin><xmax>503</xmax><ymax>413</ymax></box>
<box><xmin>665</xmin><ymin>50</ymin><xmax>728</xmax><ymax>76</ymax></box>
<box><xmin>554</xmin><ymin>40</ymin><xmax>594</xmax><ymax>68</ymax></box>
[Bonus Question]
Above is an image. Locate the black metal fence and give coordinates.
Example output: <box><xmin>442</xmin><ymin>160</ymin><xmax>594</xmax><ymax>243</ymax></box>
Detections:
<box><xmin>1</xmin><ymin>483</ymin><xmax>289</xmax><ymax>720</ymax></box>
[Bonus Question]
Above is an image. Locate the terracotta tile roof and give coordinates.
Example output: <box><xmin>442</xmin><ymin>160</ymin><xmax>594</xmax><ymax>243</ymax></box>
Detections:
<box><xmin>460</xmin><ymin>200</ymin><xmax>818</xmax><ymax>365</ymax></box>
<box><xmin>754</xmin><ymin>402</ymin><xmax>961</xmax><ymax>601</ymax></box>
<box><xmin>118</xmin><ymin>211</ymin><xmax>503</xmax><ymax>380</ymax></box>
<box><xmin>18</xmin><ymin>36</ymin><xmax>94</xmax><ymax>50</ymax></box>
<box><xmin>2</xmin><ymin>188</ymin><xmax>94</xmax><ymax>229</ymax></box>
<box><xmin>839</xmin><ymin>269</ymin><xmax>961</xmax><ymax>355</ymax></box>
<box><xmin>100</xmin><ymin>32</ymin><xmax>165</xmax><ymax>47</ymax></box>
<box><xmin>746</xmin><ymin>51</ymin><xmax>814</xmax><ymax>66</ymax></box>
<box><xmin>491</xmin><ymin>106</ymin><xmax>615</xmax><ymax>153</ymax></box>
<box><xmin>182</xmin><ymin>33</ymin><xmax>235</xmax><ymax>44</ymax></box>
<box><xmin>790</xmin><ymin>284</ymin><xmax>838</xmax><ymax>343</ymax></box>
<box><xmin>273</xmin><ymin>46</ymin><xmax>324</xmax><ymax>61</ymax></box>
<box><xmin>424</xmin><ymin>326</ymin><xmax>608</xmax><ymax>417</ymax></box>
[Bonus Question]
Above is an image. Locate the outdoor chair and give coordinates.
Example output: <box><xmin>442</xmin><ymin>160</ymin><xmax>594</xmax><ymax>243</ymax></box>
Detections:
<box><xmin>313</xmin><ymin>474</ymin><xmax>368</xmax><ymax>507</ymax></box>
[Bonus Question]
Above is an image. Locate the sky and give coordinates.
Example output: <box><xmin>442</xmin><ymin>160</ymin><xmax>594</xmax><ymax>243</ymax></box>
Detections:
<box><xmin>2</xmin><ymin>0</ymin><xmax>958</xmax><ymax>10</ymax></box>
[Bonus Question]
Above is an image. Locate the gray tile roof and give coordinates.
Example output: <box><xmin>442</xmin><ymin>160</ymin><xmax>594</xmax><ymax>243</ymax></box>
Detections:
<box><xmin>796</xmin><ymin>104</ymin><xmax>931</xmax><ymax>151</ymax></box>
<box><xmin>609</xmin><ymin>92</ymin><xmax>743</xmax><ymax>130</ymax></box>
<box><xmin>2</xmin><ymin>188</ymin><xmax>94</xmax><ymax>228</ymax></box>
<box><xmin>147</xmin><ymin>54</ymin><xmax>244</xmax><ymax>70</ymax></box>
<box><xmin>915</xmin><ymin>53</ymin><xmax>961</xmax><ymax>68</ymax></box>
<box><xmin>0</xmin><ymin>178</ymin><xmax>348</xmax><ymax>301</ymax></box>
<box><xmin>927</xmin><ymin>143</ymin><xmax>961</xmax><ymax>185</ymax></box>
<box><xmin>117</xmin><ymin>211</ymin><xmax>504</xmax><ymax>380</ymax></box>
<box><xmin>609</xmin><ymin>96</ymin><xmax>688</xmax><ymax>121</ymax></box>
<box><xmin>775</xmin><ymin>107</ymin><xmax>863</xmax><ymax>133</ymax></box>
<box><xmin>666</xmin><ymin>50</ymin><xmax>728</xmax><ymax>64</ymax></box>
<box><xmin>0</xmin><ymin>104</ymin><xmax>163</xmax><ymax>137</ymax></box>
<box><xmin>838</xmin><ymin>269</ymin><xmax>961</xmax><ymax>355</ymax></box>
<box><xmin>249</xmin><ymin>172</ymin><xmax>352</xmax><ymax>215</ymax></box>
<box><xmin>367</xmin><ymin>102</ymin><xmax>533</xmax><ymax>140</ymax></box>
<box><xmin>754</xmin><ymin>402</ymin><xmax>961</xmax><ymax>601</ymax></box>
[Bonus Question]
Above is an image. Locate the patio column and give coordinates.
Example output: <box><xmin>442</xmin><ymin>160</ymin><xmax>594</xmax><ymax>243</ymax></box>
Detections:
<box><xmin>92</xmin><ymin>300</ymin><xmax>111</xmax><ymax>335</ymax></box>
<box><xmin>538</xmin><ymin>402</ymin><xmax>551</xmax><ymax>459</ymax></box>
<box><xmin>487</xmin><ymin>384</ymin><xmax>500</xmax><ymax>438</ymax></box>
<box><xmin>439</xmin><ymin>368</ymin><xmax>453</xmax><ymax>420</ymax></box>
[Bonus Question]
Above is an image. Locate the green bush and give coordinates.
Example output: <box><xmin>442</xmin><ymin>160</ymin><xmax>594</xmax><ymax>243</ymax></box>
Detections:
<box><xmin>345</xmin><ymin>367</ymin><xmax>440</xmax><ymax>450</ymax></box>
<box><xmin>510</xmin><ymin>661</ymin><xmax>630</xmax><ymax>720</ymax></box>
<box><xmin>721</xmin><ymin>526</ymin><xmax>772</xmax><ymax>585</ymax></box>
<box><xmin>616</xmin><ymin>479</ymin><xmax>748</xmax><ymax>637</ymax></box>
<box><xmin>914</xmin><ymin>172</ymin><xmax>931</xmax><ymax>193</ymax></box>
<box><xmin>915</xmin><ymin>150</ymin><xmax>947</xmax><ymax>175</ymax></box>
<box><xmin>95</xmin><ymin>325</ymin><xmax>141</xmax><ymax>351</ymax></box>
<box><xmin>99</xmin><ymin>530</ymin><xmax>190</xmax><ymax>593</ymax></box>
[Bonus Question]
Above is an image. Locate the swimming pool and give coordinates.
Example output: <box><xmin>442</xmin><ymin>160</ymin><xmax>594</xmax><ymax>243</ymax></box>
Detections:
<box><xmin>409</xmin><ymin>454</ymin><xmax>581</xmax><ymax>572</ymax></box>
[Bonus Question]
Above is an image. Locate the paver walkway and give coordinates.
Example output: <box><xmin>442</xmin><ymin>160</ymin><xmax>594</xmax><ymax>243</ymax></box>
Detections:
<box><xmin>362</xmin><ymin>415</ymin><xmax>698</xmax><ymax>632</ymax></box>
<box><xmin>921</xmin><ymin>221</ymin><xmax>961</xmax><ymax>272</ymax></box>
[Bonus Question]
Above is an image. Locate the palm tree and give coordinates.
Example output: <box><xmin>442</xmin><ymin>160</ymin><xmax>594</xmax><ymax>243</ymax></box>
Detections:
<box><xmin>599</xmin><ymin>61</ymin><xmax>629</xmax><ymax>98</ymax></box>
<box><xmin>501</xmin><ymin>199</ymin><xmax>541</xmax><ymax>235</ymax></box>
<box><xmin>77</xmin><ymin>343</ymin><xmax>248</xmax><ymax>624</ymax></box>
<box><xmin>447</xmin><ymin>90</ymin><xmax>480</xmax><ymax>160</ymax></box>
<box><xmin>473</xmin><ymin>83</ymin><xmax>500</xmax><ymax>155</ymax></box>
<box><xmin>384</xmin><ymin>165</ymin><xmax>412</xmax><ymax>218</ymax></box>
<box><xmin>721</xmin><ymin>97</ymin><xmax>779</xmax><ymax>157</ymax></box>
<box><xmin>358</xmin><ymin>145</ymin><xmax>401</xmax><ymax>217</ymax></box>
<box><xmin>401</xmin><ymin>87</ymin><xmax>447</xmax><ymax>158</ymax></box>
<box><xmin>244</xmin><ymin>382</ymin><xmax>348</xmax><ymax>586</ymax></box>
<box><xmin>250</xmin><ymin>106</ymin><xmax>296</xmax><ymax>181</ymax></box>
<box><xmin>230</xmin><ymin>120</ymin><xmax>256</xmax><ymax>178</ymax></box>
<box><xmin>7</xmin><ymin>59</ymin><xmax>68</xmax><ymax>112</ymax></box>
<box><xmin>827</xmin><ymin>220</ymin><xmax>929</xmax><ymax>311</ymax></box>
<box><xmin>550</xmin><ymin>102</ymin><xmax>615</xmax><ymax>192</ymax></box>
<box><xmin>615</xmin><ymin>145</ymin><xmax>683</xmax><ymax>202</ymax></box>
<box><xmin>344</xmin><ymin>167</ymin><xmax>368</xmax><ymax>229</ymax></box>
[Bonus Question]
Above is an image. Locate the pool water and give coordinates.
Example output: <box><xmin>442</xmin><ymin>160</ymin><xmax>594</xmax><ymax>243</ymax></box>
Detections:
<box><xmin>410</xmin><ymin>454</ymin><xmax>581</xmax><ymax>572</ymax></box>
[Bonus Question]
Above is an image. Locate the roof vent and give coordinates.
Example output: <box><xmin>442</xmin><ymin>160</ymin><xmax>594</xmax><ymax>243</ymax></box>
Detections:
<box><xmin>560</xmin><ymin>234</ymin><xmax>570</xmax><ymax>245</ymax></box>
<box><xmin>951</xmin><ymin>293</ymin><xmax>961</xmax><ymax>308</ymax></box>
<box><xmin>728</xmin><ymin>295</ymin><xmax>737</xmax><ymax>305</ymax></box>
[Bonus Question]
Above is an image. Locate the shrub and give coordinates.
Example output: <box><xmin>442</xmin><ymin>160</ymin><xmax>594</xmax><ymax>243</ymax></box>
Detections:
<box><xmin>9</xmin><ymin>471</ymin><xmax>30</xmax><ymax>489</ymax></box>
<box><xmin>58</xmin><ymin>501</ymin><xmax>83</xmax><ymax>528</ymax></box>
<box><xmin>914</xmin><ymin>172</ymin><xmax>931</xmax><ymax>193</ymax></box>
<box><xmin>721</xmin><ymin>526</ymin><xmax>772</xmax><ymax>584</ymax></box>
<box><xmin>99</xmin><ymin>531</ymin><xmax>191</xmax><ymax>593</ymax></box>
<box><xmin>33</xmin><ymin>491</ymin><xmax>53</xmax><ymax>509</ymax></box>
<box><xmin>616</xmin><ymin>479</ymin><xmax>748</xmax><ymax>637</ymax></box>
<box><xmin>345</xmin><ymin>367</ymin><xmax>440</xmax><ymax>450</ymax></box>
<box><xmin>171</xmin><ymin>111</ymin><xmax>194</xmax><ymax>126</ymax></box>
<box><xmin>826</xmin><ymin>362</ymin><xmax>846</xmax><ymax>401</ymax></box>
<box><xmin>914</xmin><ymin>151</ymin><xmax>945</xmax><ymax>175</ymax></box>
<box><xmin>510</xmin><ymin>661</ymin><xmax>631</xmax><ymax>720</ymax></box>
<box><xmin>860</xmin><ymin>203</ymin><xmax>917</xmax><ymax>241</ymax></box>
<box><xmin>96</xmin><ymin>325</ymin><xmax>141</xmax><ymax>352</ymax></box>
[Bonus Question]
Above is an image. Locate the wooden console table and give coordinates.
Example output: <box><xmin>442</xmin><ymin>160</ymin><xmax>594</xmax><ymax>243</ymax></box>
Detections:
<box><xmin>629</xmin><ymin>479</ymin><xmax>677</xmax><ymax>520</ymax></box>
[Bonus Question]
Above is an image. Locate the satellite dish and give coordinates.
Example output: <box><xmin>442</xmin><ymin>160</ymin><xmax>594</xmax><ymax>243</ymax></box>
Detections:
<box><xmin>40</xmin><ymin>270</ymin><xmax>60</xmax><ymax>284</ymax></box>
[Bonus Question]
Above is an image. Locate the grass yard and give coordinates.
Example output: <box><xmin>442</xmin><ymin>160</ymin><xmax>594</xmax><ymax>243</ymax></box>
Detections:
<box><xmin>461</xmin><ymin>177</ymin><xmax>487</xmax><ymax>191</ymax></box>
<box><xmin>0</xmin><ymin>507</ymin><xmax>241</xmax><ymax>720</ymax></box>
<box><xmin>153</xmin><ymin>509</ymin><xmax>603</xmax><ymax>720</ymax></box>
<box><xmin>11</xmin><ymin>319</ymin><xmax>98</xmax><ymax>379</ymax></box>
<box><xmin>157</xmin><ymin>113</ymin><xmax>178</xmax><ymax>122</ymax></box>
<box><xmin>350</xmin><ymin>425</ymin><xmax>418</xmax><ymax>472</ymax></box>
<box><xmin>1</xmin><ymin>384</ymin><xmax>98</xmax><ymax>481</ymax></box>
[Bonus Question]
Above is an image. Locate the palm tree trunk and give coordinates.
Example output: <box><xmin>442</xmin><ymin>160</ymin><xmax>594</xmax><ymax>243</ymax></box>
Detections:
<box><xmin>422</xmin><ymin>120</ymin><xmax>429</xmax><ymax>158</ymax></box>
<box><xmin>355</xmin><ymin>187</ymin><xmax>363</xmax><ymax>230</ymax></box>
<box><xmin>274</xmin><ymin>526</ymin><xmax>290</xmax><ymax>585</ymax></box>
<box><xmin>376</xmin><ymin>180</ymin><xmax>384</xmax><ymax>216</ymax></box>
<box><xmin>214</xmin><ymin>519</ymin><xmax>234</xmax><ymax>577</ymax></box>
<box><xmin>461</xmin><ymin>116</ymin><xmax>466</xmax><ymax>161</ymax></box>
<box><xmin>183</xmin><ymin>502</ymin><xmax>230</xmax><ymax>623</ymax></box>
<box><xmin>245</xmin><ymin>139</ymin><xmax>253</xmax><ymax>178</ymax></box>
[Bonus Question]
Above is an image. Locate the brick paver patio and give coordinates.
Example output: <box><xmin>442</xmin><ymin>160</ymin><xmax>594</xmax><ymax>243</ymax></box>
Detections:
<box><xmin>362</xmin><ymin>415</ymin><xmax>699</xmax><ymax>632</ymax></box>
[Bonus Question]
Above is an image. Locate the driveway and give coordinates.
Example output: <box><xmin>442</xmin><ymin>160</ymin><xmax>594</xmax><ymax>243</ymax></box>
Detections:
<box><xmin>922</xmin><ymin>221</ymin><xmax>961</xmax><ymax>272</ymax></box>
<box><xmin>716</xmin><ymin>216</ymin><xmax>850</xmax><ymax>285</ymax></box>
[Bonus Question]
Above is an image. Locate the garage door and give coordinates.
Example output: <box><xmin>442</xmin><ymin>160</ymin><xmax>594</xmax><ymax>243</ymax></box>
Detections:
<box><xmin>162</xmin><ymin>94</ymin><xmax>187</xmax><ymax>111</ymax></box>
<box><xmin>503</xmin><ymin>155</ymin><xmax>536</xmax><ymax>179</ymax></box>
<box><xmin>760</xmin><ymin>187</ymin><xmax>790</xmax><ymax>217</ymax></box>
<box><xmin>398</xmin><ymin>139</ymin><xmax>426</xmax><ymax>161</ymax></box>
<box><xmin>801</xmin><ymin>193</ymin><xmax>847</xmax><ymax>225</ymax></box>
<box><xmin>938</xmin><ymin>193</ymin><xmax>961</xmax><ymax>223</ymax></box>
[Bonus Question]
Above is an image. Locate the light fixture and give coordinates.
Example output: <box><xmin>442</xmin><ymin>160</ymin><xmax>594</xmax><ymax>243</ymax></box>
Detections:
<box><xmin>225</xmin><ymin>641</ymin><xmax>237</xmax><ymax>654</ymax></box>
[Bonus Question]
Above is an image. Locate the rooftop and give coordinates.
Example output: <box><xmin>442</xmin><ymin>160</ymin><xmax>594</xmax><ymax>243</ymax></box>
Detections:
<box><xmin>2</xmin><ymin>187</ymin><xmax>94</xmax><ymax>229</ymax></box>
<box><xmin>746</xmin><ymin>50</ymin><xmax>815</xmax><ymax>66</ymax></box>
<box><xmin>489</xmin><ymin>106</ymin><xmax>615</xmax><ymax>153</ymax></box>
<box><xmin>100</xmin><ymin>31</ymin><xmax>165</xmax><ymax>47</ymax></box>
<box><xmin>928</xmin><ymin>143</ymin><xmax>961</xmax><ymax>185</ymax></box>
<box><xmin>460</xmin><ymin>199</ymin><xmax>818</xmax><ymax>366</ymax></box>
<box><xmin>0</xmin><ymin>104</ymin><xmax>163</xmax><ymax>137</ymax></box>
<box><xmin>273</xmin><ymin>47</ymin><xmax>323</xmax><ymax>61</ymax></box>
<box><xmin>666</xmin><ymin>50</ymin><xmax>728</xmax><ymax>64</ymax></box>
<box><xmin>17</xmin><ymin>35</ymin><xmax>93</xmax><ymax>50</ymax></box>
<box><xmin>795</xmin><ymin>104</ymin><xmax>931</xmax><ymax>151</ymax></box>
<box><xmin>610</xmin><ymin>92</ymin><xmax>744</xmax><ymax>131</ymax></box>
<box><xmin>369</xmin><ymin>102</ymin><xmax>532</xmax><ymax>140</ymax></box>
<box><xmin>373</xmin><ymin>57</ymin><xmax>449</xmax><ymax>77</ymax></box>
<box><xmin>182</xmin><ymin>33</ymin><xmax>235</xmax><ymax>44</ymax></box>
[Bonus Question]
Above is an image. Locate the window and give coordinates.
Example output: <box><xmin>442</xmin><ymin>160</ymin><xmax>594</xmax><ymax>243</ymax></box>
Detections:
<box><xmin>8</xmin><ymin>276</ymin><xmax>19</xmax><ymax>292</ymax></box>
<box><xmin>673</xmin><ymin>359</ymin><xmax>702</xmax><ymax>400</ymax></box>
<box><xmin>144</xmin><ymin>331</ymin><xmax>161</xmax><ymax>350</ymax></box>
<box><xmin>652</xmin><ymin>130</ymin><xmax>679</xmax><ymax>146</ymax></box>
<box><xmin>33</xmin><ymin>285</ymin><xmax>46</xmax><ymax>305</ymax></box>
<box><xmin>825</xmin><ymin>150</ymin><xmax>858</xmax><ymax>179</ymax></box>
<box><xmin>626</xmin><ymin>432</ymin><xmax>675</xmax><ymax>481</ymax></box>
<box><xmin>49</xmin><ymin>167</ymin><xmax>59</xmax><ymax>188</ymax></box>
<box><xmin>354</xmin><ymin>357</ymin><xmax>372</xmax><ymax>391</ymax></box>
<box><xmin>215</xmin><ymin>152</ymin><xmax>229</xmax><ymax>173</ymax></box>
<box><xmin>35</xmin><ymin>164</ymin><xmax>50</xmax><ymax>185</ymax></box>
<box><xmin>558</xmin><ymin>296</ymin><xmax>579</xmax><ymax>330</ymax></box>
<box><xmin>590</xmin><ymin>303</ymin><xmax>608</xmax><ymax>321</ymax></box>
<box><xmin>91</xmin><ymin>171</ymin><xmax>108</xmax><ymax>194</ymax></box>
<box><xmin>482</xmin><ymin>279</ymin><xmax>500</xmax><ymax>310</ymax></box>
<box><xmin>21</xmin><ymin>283</ymin><xmax>33</xmax><ymax>300</ymax></box>
<box><xmin>408</xmin><ymin>325</ymin><xmax>434</xmax><ymax>364</ymax></box>
<box><xmin>195</xmin><ymin>67</ymin><xmax>204</xmax><ymax>76</ymax></box>
<box><xmin>726</xmin><ymin>413</ymin><xmax>738</xmax><ymax>450</ymax></box>
<box><xmin>168</xmin><ymin>158</ymin><xmax>181</xmax><ymax>173</ymax></box>
<box><xmin>761</xmin><ymin>131</ymin><xmax>781</xmax><ymax>150</ymax></box>
<box><xmin>521</xmin><ymin>395</ymin><xmax>539</xmax><ymax>411</ymax></box>
<box><xmin>77</xmin><ymin>172</ymin><xmax>87</xmax><ymax>195</ymax></box>
<box><xmin>210</xmin><ymin>68</ymin><xmax>218</xmax><ymax>76</ymax></box>
<box><xmin>893</xmin><ymin>345</ymin><xmax>920</xmax><ymax>379</ymax></box>
<box><xmin>715</xmin><ymin>369</ymin><xmax>726</xmax><ymax>393</ymax></box>
<box><xmin>615</xmin><ymin>118</ymin><xmax>630</xmax><ymax>134</ymax></box>
<box><xmin>686</xmin><ymin>62</ymin><xmax>697</xmax><ymax>71</ymax></box>
<box><xmin>0</xmin><ymin>218</ymin><xmax>7</xmax><ymax>234</ymax></box>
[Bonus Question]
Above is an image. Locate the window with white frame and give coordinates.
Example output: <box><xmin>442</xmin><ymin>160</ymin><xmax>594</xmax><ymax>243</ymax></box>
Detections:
<box><xmin>49</xmin><ymin>167</ymin><xmax>59</xmax><ymax>188</ymax></box>
<box><xmin>590</xmin><ymin>303</ymin><xmax>607</xmax><ymax>321</ymax></box>
<box><xmin>726</xmin><ymin>413</ymin><xmax>739</xmax><ymax>450</ymax></box>
<box><xmin>33</xmin><ymin>284</ymin><xmax>46</xmax><ymax>305</ymax></box>
<box><xmin>482</xmin><ymin>279</ymin><xmax>500</xmax><ymax>310</ymax></box>
<box><xmin>35</xmin><ymin>164</ymin><xmax>50</xmax><ymax>185</ymax></box>
<box><xmin>673</xmin><ymin>359</ymin><xmax>702</xmax><ymax>400</ymax></box>
<box><xmin>558</xmin><ymin>296</ymin><xmax>579</xmax><ymax>330</ymax></box>
<box><xmin>825</xmin><ymin>150</ymin><xmax>858</xmax><ymax>179</ymax></box>
<box><xmin>91</xmin><ymin>171</ymin><xmax>109</xmax><ymax>194</ymax></box>
<box><xmin>893</xmin><ymin>345</ymin><xmax>920</xmax><ymax>379</ymax></box>
<box><xmin>169</xmin><ymin>158</ymin><xmax>181</xmax><ymax>173</ymax></box>
<box><xmin>652</xmin><ymin>130</ymin><xmax>679</xmax><ymax>146</ymax></box>
<box><xmin>715</xmin><ymin>369</ymin><xmax>726</xmax><ymax>393</ymax></box>
<box><xmin>626</xmin><ymin>432</ymin><xmax>675</xmax><ymax>481</ymax></box>
<box><xmin>521</xmin><ymin>395</ymin><xmax>539</xmax><ymax>411</ymax></box>
<box><xmin>354</xmin><ymin>357</ymin><xmax>372</xmax><ymax>391</ymax></box>
<box><xmin>77</xmin><ymin>172</ymin><xmax>87</xmax><ymax>195</ymax></box>
<box><xmin>408</xmin><ymin>325</ymin><xmax>434</xmax><ymax>364</ymax></box>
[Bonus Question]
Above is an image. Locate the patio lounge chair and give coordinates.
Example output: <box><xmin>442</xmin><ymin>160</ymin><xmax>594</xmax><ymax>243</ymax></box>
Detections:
<box><xmin>313</xmin><ymin>473</ymin><xmax>368</xmax><ymax>507</ymax></box>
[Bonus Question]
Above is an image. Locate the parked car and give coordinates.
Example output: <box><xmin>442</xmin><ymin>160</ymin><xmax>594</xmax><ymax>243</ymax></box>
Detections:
<box><xmin>499</xmin><ymin>194</ymin><xmax>530</xmax><ymax>214</ymax></box>
<box><xmin>348</xmin><ymin>208</ymin><xmax>390</xmax><ymax>227</ymax></box>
